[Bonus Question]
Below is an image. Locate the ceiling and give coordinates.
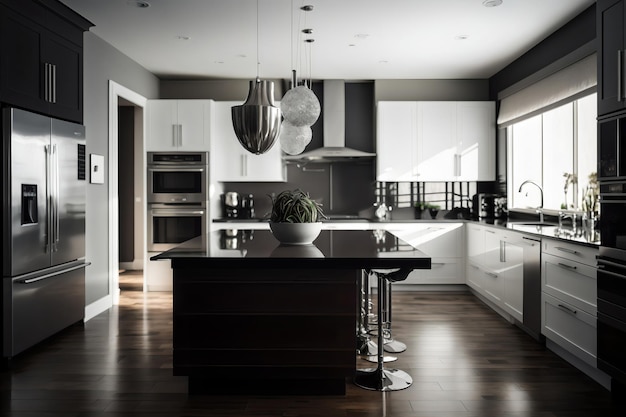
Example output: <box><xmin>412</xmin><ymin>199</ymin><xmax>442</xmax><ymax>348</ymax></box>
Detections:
<box><xmin>60</xmin><ymin>0</ymin><xmax>595</xmax><ymax>81</ymax></box>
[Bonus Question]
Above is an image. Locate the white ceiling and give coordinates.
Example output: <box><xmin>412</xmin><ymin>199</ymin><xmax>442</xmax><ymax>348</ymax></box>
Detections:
<box><xmin>60</xmin><ymin>0</ymin><xmax>595</xmax><ymax>80</ymax></box>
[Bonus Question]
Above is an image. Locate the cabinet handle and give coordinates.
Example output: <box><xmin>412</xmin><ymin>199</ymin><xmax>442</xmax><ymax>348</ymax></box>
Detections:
<box><xmin>557</xmin><ymin>304</ymin><xmax>577</xmax><ymax>315</ymax></box>
<box><xmin>619</xmin><ymin>50</ymin><xmax>623</xmax><ymax>102</ymax></box>
<box><xmin>486</xmin><ymin>272</ymin><xmax>498</xmax><ymax>278</ymax></box>
<box><xmin>241</xmin><ymin>154</ymin><xmax>248</xmax><ymax>177</ymax></box>
<box><xmin>178</xmin><ymin>124</ymin><xmax>183</xmax><ymax>146</ymax></box>
<box><xmin>44</xmin><ymin>63</ymin><xmax>53</xmax><ymax>103</ymax></box>
<box><xmin>555</xmin><ymin>246</ymin><xmax>578</xmax><ymax>255</ymax></box>
<box><xmin>557</xmin><ymin>262</ymin><xmax>577</xmax><ymax>271</ymax></box>
<box><xmin>432</xmin><ymin>262</ymin><xmax>445</xmax><ymax>267</ymax></box>
<box><xmin>172</xmin><ymin>125</ymin><xmax>178</xmax><ymax>147</ymax></box>
<box><xmin>51</xmin><ymin>64</ymin><xmax>57</xmax><ymax>103</ymax></box>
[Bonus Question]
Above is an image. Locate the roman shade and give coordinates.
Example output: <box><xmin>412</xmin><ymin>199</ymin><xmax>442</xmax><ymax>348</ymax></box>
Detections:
<box><xmin>497</xmin><ymin>53</ymin><xmax>597</xmax><ymax>127</ymax></box>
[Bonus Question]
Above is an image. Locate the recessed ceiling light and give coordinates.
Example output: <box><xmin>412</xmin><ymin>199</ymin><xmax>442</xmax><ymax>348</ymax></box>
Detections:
<box><xmin>455</xmin><ymin>35</ymin><xmax>469</xmax><ymax>40</ymax></box>
<box><xmin>128</xmin><ymin>1</ymin><xmax>150</xmax><ymax>8</ymax></box>
<box><xmin>482</xmin><ymin>0</ymin><xmax>503</xmax><ymax>7</ymax></box>
<box><xmin>378</xmin><ymin>60</ymin><xmax>389</xmax><ymax>64</ymax></box>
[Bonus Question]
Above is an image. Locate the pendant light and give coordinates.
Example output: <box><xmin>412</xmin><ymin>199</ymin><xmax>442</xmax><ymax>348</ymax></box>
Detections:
<box><xmin>231</xmin><ymin>0</ymin><xmax>281</xmax><ymax>155</ymax></box>
<box><xmin>278</xmin><ymin>3</ymin><xmax>320</xmax><ymax>156</ymax></box>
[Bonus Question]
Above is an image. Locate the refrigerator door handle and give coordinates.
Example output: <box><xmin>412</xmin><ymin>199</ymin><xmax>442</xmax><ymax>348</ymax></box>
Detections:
<box><xmin>17</xmin><ymin>262</ymin><xmax>89</xmax><ymax>284</ymax></box>
<box><xmin>45</xmin><ymin>144</ymin><xmax>52</xmax><ymax>253</ymax></box>
<box><xmin>51</xmin><ymin>144</ymin><xmax>60</xmax><ymax>251</ymax></box>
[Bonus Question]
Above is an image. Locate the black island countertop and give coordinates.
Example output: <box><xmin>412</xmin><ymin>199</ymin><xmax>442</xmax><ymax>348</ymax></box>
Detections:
<box><xmin>151</xmin><ymin>228</ymin><xmax>432</xmax><ymax>270</ymax></box>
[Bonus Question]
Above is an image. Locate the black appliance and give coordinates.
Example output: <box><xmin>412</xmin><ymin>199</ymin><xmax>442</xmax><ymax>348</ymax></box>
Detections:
<box><xmin>472</xmin><ymin>193</ymin><xmax>496</xmax><ymax>219</ymax></box>
<box><xmin>597</xmin><ymin>178</ymin><xmax>626</xmax><ymax>403</ymax></box>
<box><xmin>147</xmin><ymin>205</ymin><xmax>207</xmax><ymax>252</ymax></box>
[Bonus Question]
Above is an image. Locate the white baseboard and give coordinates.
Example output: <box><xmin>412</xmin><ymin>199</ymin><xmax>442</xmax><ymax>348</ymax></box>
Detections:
<box><xmin>84</xmin><ymin>295</ymin><xmax>113</xmax><ymax>322</ymax></box>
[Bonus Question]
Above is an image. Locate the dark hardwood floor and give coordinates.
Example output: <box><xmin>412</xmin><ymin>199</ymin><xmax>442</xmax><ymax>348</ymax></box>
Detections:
<box><xmin>1</xmin><ymin>272</ymin><xmax>619</xmax><ymax>416</ymax></box>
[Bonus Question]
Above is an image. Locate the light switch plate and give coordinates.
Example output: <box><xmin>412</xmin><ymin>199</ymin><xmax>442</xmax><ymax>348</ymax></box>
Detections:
<box><xmin>90</xmin><ymin>154</ymin><xmax>104</xmax><ymax>184</ymax></box>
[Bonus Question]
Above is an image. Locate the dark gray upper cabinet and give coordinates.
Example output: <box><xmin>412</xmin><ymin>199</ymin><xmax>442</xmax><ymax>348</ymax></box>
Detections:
<box><xmin>598</xmin><ymin>0</ymin><xmax>626</xmax><ymax>117</ymax></box>
<box><xmin>0</xmin><ymin>0</ymin><xmax>92</xmax><ymax>123</ymax></box>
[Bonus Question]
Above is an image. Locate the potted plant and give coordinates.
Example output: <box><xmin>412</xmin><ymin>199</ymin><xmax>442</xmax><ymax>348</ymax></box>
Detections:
<box><xmin>268</xmin><ymin>189</ymin><xmax>325</xmax><ymax>245</ymax></box>
<box><xmin>415</xmin><ymin>202</ymin><xmax>440</xmax><ymax>219</ymax></box>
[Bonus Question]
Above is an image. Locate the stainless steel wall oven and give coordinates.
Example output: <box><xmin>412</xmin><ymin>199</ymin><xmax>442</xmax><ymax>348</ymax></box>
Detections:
<box><xmin>147</xmin><ymin>152</ymin><xmax>209</xmax><ymax>252</ymax></box>
<box><xmin>147</xmin><ymin>204</ymin><xmax>207</xmax><ymax>252</ymax></box>
<box><xmin>147</xmin><ymin>152</ymin><xmax>208</xmax><ymax>204</ymax></box>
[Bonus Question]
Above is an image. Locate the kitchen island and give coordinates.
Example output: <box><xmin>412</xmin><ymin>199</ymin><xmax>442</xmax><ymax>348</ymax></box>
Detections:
<box><xmin>151</xmin><ymin>228</ymin><xmax>431</xmax><ymax>395</ymax></box>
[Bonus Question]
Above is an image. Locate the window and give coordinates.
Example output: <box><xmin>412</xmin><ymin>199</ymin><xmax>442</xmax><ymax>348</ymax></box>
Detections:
<box><xmin>507</xmin><ymin>93</ymin><xmax>597</xmax><ymax>211</ymax></box>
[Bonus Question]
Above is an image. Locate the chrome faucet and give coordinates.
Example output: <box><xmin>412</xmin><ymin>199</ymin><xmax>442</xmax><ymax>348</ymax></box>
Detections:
<box><xmin>518</xmin><ymin>180</ymin><xmax>544</xmax><ymax>223</ymax></box>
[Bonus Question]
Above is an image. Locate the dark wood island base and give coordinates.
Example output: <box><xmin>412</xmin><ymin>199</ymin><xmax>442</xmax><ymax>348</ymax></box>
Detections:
<box><xmin>173</xmin><ymin>266</ymin><xmax>358</xmax><ymax>395</ymax></box>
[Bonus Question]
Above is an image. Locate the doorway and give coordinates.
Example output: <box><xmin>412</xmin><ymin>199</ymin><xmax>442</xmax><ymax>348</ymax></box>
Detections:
<box><xmin>118</xmin><ymin>100</ymin><xmax>144</xmax><ymax>292</ymax></box>
<box><xmin>108</xmin><ymin>81</ymin><xmax>147</xmax><ymax>303</ymax></box>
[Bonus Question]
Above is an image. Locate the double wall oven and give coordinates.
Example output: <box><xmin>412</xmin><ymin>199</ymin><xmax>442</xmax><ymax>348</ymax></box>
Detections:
<box><xmin>147</xmin><ymin>152</ymin><xmax>208</xmax><ymax>252</ymax></box>
<box><xmin>597</xmin><ymin>113</ymin><xmax>626</xmax><ymax>400</ymax></box>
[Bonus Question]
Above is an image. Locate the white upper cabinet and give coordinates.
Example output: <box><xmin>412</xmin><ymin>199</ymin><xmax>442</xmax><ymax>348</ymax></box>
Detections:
<box><xmin>146</xmin><ymin>99</ymin><xmax>212</xmax><ymax>151</ymax></box>
<box><xmin>376</xmin><ymin>101</ymin><xmax>418</xmax><ymax>181</ymax></box>
<box><xmin>376</xmin><ymin>100</ymin><xmax>495</xmax><ymax>182</ymax></box>
<box><xmin>211</xmin><ymin>101</ymin><xmax>285</xmax><ymax>182</ymax></box>
<box><xmin>456</xmin><ymin>101</ymin><xmax>495</xmax><ymax>181</ymax></box>
<box><xmin>417</xmin><ymin>102</ymin><xmax>457</xmax><ymax>181</ymax></box>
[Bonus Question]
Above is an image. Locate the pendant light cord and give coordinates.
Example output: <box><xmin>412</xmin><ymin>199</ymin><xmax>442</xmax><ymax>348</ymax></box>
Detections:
<box><xmin>256</xmin><ymin>0</ymin><xmax>260</xmax><ymax>81</ymax></box>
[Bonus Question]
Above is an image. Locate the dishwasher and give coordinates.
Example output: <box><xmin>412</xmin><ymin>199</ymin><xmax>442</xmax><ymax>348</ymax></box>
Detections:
<box><xmin>521</xmin><ymin>235</ymin><xmax>542</xmax><ymax>340</ymax></box>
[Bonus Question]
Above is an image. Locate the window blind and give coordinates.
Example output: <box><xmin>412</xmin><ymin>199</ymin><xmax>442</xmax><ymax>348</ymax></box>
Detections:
<box><xmin>497</xmin><ymin>53</ymin><xmax>597</xmax><ymax>127</ymax></box>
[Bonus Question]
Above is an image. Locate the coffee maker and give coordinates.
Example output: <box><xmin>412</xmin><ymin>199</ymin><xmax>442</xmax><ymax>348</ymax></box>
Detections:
<box><xmin>223</xmin><ymin>192</ymin><xmax>239</xmax><ymax>218</ymax></box>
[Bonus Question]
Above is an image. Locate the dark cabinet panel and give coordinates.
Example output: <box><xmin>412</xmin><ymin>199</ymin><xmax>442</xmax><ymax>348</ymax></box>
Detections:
<box><xmin>0</xmin><ymin>0</ymin><xmax>91</xmax><ymax>123</ymax></box>
<box><xmin>0</xmin><ymin>9</ymin><xmax>48</xmax><ymax>115</ymax></box>
<box><xmin>598</xmin><ymin>115</ymin><xmax>626</xmax><ymax>180</ymax></box>
<box><xmin>598</xmin><ymin>0</ymin><xmax>626</xmax><ymax>116</ymax></box>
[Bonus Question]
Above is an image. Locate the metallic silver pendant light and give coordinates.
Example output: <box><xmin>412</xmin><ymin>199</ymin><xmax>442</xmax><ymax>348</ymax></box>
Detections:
<box><xmin>278</xmin><ymin>4</ymin><xmax>320</xmax><ymax>156</ymax></box>
<box><xmin>231</xmin><ymin>0</ymin><xmax>281</xmax><ymax>155</ymax></box>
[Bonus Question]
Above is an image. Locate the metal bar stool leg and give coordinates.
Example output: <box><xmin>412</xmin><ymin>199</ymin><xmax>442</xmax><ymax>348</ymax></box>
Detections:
<box><xmin>383</xmin><ymin>278</ymin><xmax>407</xmax><ymax>353</ymax></box>
<box><xmin>362</xmin><ymin>270</ymin><xmax>397</xmax><ymax>363</ymax></box>
<box><xmin>356</xmin><ymin>270</ymin><xmax>377</xmax><ymax>356</ymax></box>
<box><xmin>354</xmin><ymin>270</ymin><xmax>412</xmax><ymax>391</ymax></box>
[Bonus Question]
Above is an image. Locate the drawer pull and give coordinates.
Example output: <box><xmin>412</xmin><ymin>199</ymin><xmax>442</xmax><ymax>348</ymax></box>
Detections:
<box><xmin>555</xmin><ymin>246</ymin><xmax>578</xmax><ymax>255</ymax></box>
<box><xmin>486</xmin><ymin>272</ymin><xmax>498</xmax><ymax>278</ymax></box>
<box><xmin>557</xmin><ymin>262</ymin><xmax>577</xmax><ymax>270</ymax></box>
<box><xmin>557</xmin><ymin>304</ymin><xmax>577</xmax><ymax>315</ymax></box>
<box><xmin>432</xmin><ymin>262</ymin><xmax>445</xmax><ymax>267</ymax></box>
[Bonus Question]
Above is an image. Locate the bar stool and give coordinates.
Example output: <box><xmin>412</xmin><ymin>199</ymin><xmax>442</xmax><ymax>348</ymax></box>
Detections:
<box><xmin>356</xmin><ymin>270</ymin><xmax>398</xmax><ymax>362</ymax></box>
<box><xmin>354</xmin><ymin>268</ymin><xmax>413</xmax><ymax>391</ymax></box>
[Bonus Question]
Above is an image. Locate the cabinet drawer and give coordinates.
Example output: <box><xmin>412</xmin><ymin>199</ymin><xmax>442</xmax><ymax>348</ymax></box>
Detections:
<box><xmin>542</xmin><ymin>239</ymin><xmax>598</xmax><ymax>266</ymax></box>
<box><xmin>405</xmin><ymin>259</ymin><xmax>463</xmax><ymax>284</ymax></box>
<box><xmin>542</xmin><ymin>292</ymin><xmax>597</xmax><ymax>367</ymax></box>
<box><xmin>542</xmin><ymin>253</ymin><xmax>597</xmax><ymax>315</ymax></box>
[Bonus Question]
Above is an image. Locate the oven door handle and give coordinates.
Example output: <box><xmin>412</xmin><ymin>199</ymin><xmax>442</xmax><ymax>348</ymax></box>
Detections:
<box><xmin>597</xmin><ymin>267</ymin><xmax>626</xmax><ymax>280</ymax></box>
<box><xmin>148</xmin><ymin>167</ymin><xmax>206</xmax><ymax>173</ymax></box>
<box><xmin>151</xmin><ymin>209</ymin><xmax>205</xmax><ymax>216</ymax></box>
<box><xmin>598</xmin><ymin>258</ymin><xmax>626</xmax><ymax>274</ymax></box>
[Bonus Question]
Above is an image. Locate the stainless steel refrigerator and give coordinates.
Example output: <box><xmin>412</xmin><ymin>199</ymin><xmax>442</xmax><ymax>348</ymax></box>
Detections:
<box><xmin>2</xmin><ymin>107</ymin><xmax>88</xmax><ymax>360</ymax></box>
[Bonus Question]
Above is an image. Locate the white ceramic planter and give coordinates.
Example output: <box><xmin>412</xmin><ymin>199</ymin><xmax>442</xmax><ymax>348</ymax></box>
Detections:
<box><xmin>269</xmin><ymin>222</ymin><xmax>322</xmax><ymax>245</ymax></box>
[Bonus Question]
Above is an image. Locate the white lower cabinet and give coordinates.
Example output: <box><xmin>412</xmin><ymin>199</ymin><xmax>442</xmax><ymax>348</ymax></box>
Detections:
<box><xmin>392</xmin><ymin>223</ymin><xmax>464</xmax><ymax>285</ymax></box>
<box><xmin>542</xmin><ymin>292</ymin><xmax>597</xmax><ymax>367</ymax></box>
<box><xmin>465</xmin><ymin>224</ymin><xmax>524</xmax><ymax>323</ymax></box>
<box><xmin>541</xmin><ymin>239</ymin><xmax>598</xmax><ymax>367</ymax></box>
<box><xmin>145</xmin><ymin>255</ymin><xmax>172</xmax><ymax>292</ymax></box>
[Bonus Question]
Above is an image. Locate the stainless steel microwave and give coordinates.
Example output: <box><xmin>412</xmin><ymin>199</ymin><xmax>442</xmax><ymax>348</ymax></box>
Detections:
<box><xmin>147</xmin><ymin>152</ymin><xmax>208</xmax><ymax>204</ymax></box>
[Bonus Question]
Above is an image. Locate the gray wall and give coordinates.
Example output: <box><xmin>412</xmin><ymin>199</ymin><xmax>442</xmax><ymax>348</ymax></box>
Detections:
<box><xmin>374</xmin><ymin>79</ymin><xmax>490</xmax><ymax>101</ymax></box>
<box><xmin>83</xmin><ymin>32</ymin><xmax>159</xmax><ymax>305</ymax></box>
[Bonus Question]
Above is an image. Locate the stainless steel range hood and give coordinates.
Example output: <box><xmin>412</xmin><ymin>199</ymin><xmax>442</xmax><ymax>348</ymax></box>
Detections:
<box><xmin>283</xmin><ymin>80</ymin><xmax>376</xmax><ymax>162</ymax></box>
